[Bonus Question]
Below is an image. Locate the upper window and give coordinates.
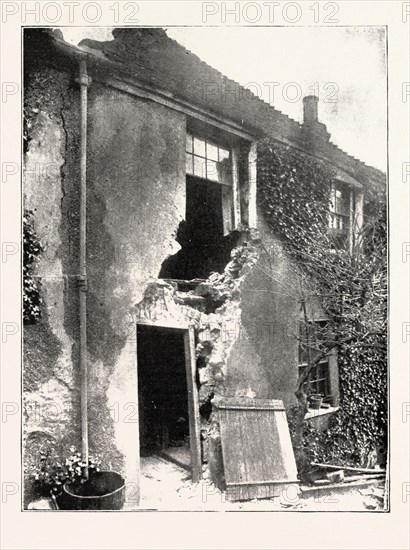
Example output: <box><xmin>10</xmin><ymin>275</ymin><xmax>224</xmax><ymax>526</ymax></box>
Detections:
<box><xmin>159</xmin><ymin>129</ymin><xmax>239</xmax><ymax>281</ymax></box>
<box><xmin>186</xmin><ymin>133</ymin><xmax>232</xmax><ymax>185</ymax></box>
<box><xmin>329</xmin><ymin>184</ymin><xmax>351</xmax><ymax>249</ymax></box>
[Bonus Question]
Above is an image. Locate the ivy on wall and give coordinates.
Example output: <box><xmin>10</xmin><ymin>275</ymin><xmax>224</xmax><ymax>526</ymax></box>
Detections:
<box><xmin>258</xmin><ymin>138</ymin><xmax>335</xmax><ymax>251</ymax></box>
<box><xmin>23</xmin><ymin>63</ymin><xmax>68</xmax><ymax>322</ymax></box>
<box><xmin>24</xmin><ymin>66</ymin><xmax>67</xmax><ymax>154</ymax></box>
<box><xmin>257</xmin><ymin>137</ymin><xmax>387</xmax><ymax>469</ymax></box>
<box><xmin>23</xmin><ymin>210</ymin><xmax>43</xmax><ymax>324</ymax></box>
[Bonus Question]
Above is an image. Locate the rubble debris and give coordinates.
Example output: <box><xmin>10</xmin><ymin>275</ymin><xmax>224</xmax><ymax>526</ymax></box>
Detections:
<box><xmin>133</xmin><ymin>235</ymin><xmax>262</xmax><ymax>490</ymax></box>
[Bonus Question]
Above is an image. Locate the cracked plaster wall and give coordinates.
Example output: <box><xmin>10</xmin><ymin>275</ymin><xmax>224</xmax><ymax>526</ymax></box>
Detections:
<box><xmin>23</xmin><ymin>69</ymin><xmax>187</xmax><ymax>503</ymax></box>
<box><xmin>132</xmin><ymin>232</ymin><xmax>303</xmax><ymax>488</ymax></box>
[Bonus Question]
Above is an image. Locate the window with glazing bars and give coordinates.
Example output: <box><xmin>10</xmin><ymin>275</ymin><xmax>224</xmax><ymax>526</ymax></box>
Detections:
<box><xmin>186</xmin><ymin>133</ymin><xmax>232</xmax><ymax>185</ymax></box>
<box><xmin>298</xmin><ymin>362</ymin><xmax>330</xmax><ymax>398</ymax></box>
<box><xmin>329</xmin><ymin>184</ymin><xmax>352</xmax><ymax>249</ymax></box>
<box><xmin>298</xmin><ymin>320</ymin><xmax>331</xmax><ymax>398</ymax></box>
<box><xmin>329</xmin><ymin>184</ymin><xmax>350</xmax><ymax>231</ymax></box>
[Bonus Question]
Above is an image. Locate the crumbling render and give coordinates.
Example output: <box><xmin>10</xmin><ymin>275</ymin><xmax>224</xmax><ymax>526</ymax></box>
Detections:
<box><xmin>133</xmin><ymin>232</ymin><xmax>261</xmax><ymax>485</ymax></box>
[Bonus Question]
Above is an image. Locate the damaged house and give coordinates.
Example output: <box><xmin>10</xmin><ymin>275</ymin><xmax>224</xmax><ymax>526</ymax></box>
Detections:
<box><xmin>23</xmin><ymin>28</ymin><xmax>386</xmax><ymax>508</ymax></box>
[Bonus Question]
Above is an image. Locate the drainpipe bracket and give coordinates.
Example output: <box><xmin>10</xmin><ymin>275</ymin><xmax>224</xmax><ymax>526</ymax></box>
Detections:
<box><xmin>77</xmin><ymin>275</ymin><xmax>88</xmax><ymax>292</ymax></box>
<box><xmin>76</xmin><ymin>74</ymin><xmax>92</xmax><ymax>87</ymax></box>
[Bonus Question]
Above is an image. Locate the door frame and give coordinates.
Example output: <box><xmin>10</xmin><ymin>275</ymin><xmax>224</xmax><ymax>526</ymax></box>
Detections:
<box><xmin>136</xmin><ymin>321</ymin><xmax>202</xmax><ymax>483</ymax></box>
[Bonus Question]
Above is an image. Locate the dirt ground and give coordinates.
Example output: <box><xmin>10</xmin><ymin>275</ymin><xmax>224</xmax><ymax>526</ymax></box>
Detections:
<box><xmin>134</xmin><ymin>455</ymin><xmax>387</xmax><ymax>512</ymax></box>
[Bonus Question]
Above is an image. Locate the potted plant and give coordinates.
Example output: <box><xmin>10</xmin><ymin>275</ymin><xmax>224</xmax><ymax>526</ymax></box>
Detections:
<box><xmin>31</xmin><ymin>446</ymin><xmax>126</xmax><ymax>510</ymax></box>
<box><xmin>308</xmin><ymin>393</ymin><xmax>323</xmax><ymax>410</ymax></box>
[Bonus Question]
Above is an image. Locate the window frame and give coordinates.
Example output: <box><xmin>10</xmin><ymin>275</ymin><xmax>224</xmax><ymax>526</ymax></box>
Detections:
<box><xmin>328</xmin><ymin>183</ymin><xmax>352</xmax><ymax>250</ymax></box>
<box><xmin>298</xmin><ymin>360</ymin><xmax>331</xmax><ymax>398</ymax></box>
<box><xmin>185</xmin><ymin>129</ymin><xmax>241</xmax><ymax>235</ymax></box>
<box><xmin>297</xmin><ymin>319</ymin><xmax>333</xmax><ymax>400</ymax></box>
<box><xmin>185</xmin><ymin>133</ymin><xmax>233</xmax><ymax>186</ymax></box>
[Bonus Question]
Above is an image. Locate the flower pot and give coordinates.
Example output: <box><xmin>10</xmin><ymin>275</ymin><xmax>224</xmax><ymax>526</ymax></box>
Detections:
<box><xmin>57</xmin><ymin>471</ymin><xmax>126</xmax><ymax>510</ymax></box>
<box><xmin>309</xmin><ymin>395</ymin><xmax>323</xmax><ymax>410</ymax></box>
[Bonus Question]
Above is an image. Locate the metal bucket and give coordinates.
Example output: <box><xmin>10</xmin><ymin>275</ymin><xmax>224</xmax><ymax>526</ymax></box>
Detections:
<box><xmin>58</xmin><ymin>471</ymin><xmax>126</xmax><ymax>510</ymax></box>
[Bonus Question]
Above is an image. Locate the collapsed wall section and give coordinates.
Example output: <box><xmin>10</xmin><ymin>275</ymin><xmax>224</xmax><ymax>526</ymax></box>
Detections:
<box><xmin>134</xmin><ymin>222</ymin><xmax>309</xmax><ymax>488</ymax></box>
<box><xmin>134</xmin><ymin>236</ymin><xmax>265</xmax><ymax>486</ymax></box>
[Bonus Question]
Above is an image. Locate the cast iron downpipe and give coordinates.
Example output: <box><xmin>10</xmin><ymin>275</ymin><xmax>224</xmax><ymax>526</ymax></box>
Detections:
<box><xmin>76</xmin><ymin>60</ymin><xmax>91</xmax><ymax>478</ymax></box>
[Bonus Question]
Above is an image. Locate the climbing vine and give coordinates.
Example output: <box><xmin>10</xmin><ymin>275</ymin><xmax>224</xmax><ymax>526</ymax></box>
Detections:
<box><xmin>258</xmin><ymin>138</ymin><xmax>335</xmax><ymax>252</ymax></box>
<box><xmin>24</xmin><ymin>65</ymin><xmax>67</xmax><ymax>154</ymax></box>
<box><xmin>23</xmin><ymin>210</ymin><xmax>43</xmax><ymax>324</ymax></box>
<box><xmin>257</xmin><ymin>137</ymin><xmax>387</xmax><ymax>471</ymax></box>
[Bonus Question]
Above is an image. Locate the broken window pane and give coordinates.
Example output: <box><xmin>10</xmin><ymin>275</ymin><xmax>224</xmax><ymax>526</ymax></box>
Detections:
<box><xmin>218</xmin><ymin>147</ymin><xmax>230</xmax><ymax>162</ymax></box>
<box><xmin>206</xmin><ymin>160</ymin><xmax>219</xmax><ymax>182</ymax></box>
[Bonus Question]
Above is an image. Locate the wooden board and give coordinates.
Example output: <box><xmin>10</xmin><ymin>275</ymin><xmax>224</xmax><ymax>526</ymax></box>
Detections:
<box><xmin>218</xmin><ymin>397</ymin><xmax>299</xmax><ymax>501</ymax></box>
<box><xmin>184</xmin><ymin>327</ymin><xmax>202</xmax><ymax>483</ymax></box>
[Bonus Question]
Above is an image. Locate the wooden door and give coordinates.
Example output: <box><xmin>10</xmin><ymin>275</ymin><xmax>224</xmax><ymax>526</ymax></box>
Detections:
<box><xmin>184</xmin><ymin>327</ymin><xmax>202</xmax><ymax>482</ymax></box>
<box><xmin>218</xmin><ymin>397</ymin><xmax>299</xmax><ymax>501</ymax></box>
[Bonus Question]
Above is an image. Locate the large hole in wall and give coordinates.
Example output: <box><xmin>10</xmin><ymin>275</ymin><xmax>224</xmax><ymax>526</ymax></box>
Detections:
<box><xmin>137</xmin><ymin>325</ymin><xmax>191</xmax><ymax>468</ymax></box>
<box><xmin>159</xmin><ymin>175</ymin><xmax>239</xmax><ymax>280</ymax></box>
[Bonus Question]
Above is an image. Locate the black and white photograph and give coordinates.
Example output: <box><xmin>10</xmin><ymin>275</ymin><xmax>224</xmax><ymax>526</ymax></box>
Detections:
<box><xmin>0</xmin><ymin>2</ymin><xmax>409</xmax><ymax>549</ymax></box>
<box><xmin>22</xmin><ymin>23</ymin><xmax>388</xmax><ymax>512</ymax></box>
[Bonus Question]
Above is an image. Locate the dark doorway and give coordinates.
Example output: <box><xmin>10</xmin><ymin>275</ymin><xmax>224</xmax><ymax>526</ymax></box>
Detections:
<box><xmin>159</xmin><ymin>175</ymin><xmax>238</xmax><ymax>280</ymax></box>
<box><xmin>137</xmin><ymin>325</ymin><xmax>189</xmax><ymax>454</ymax></box>
<box><xmin>136</xmin><ymin>325</ymin><xmax>201</xmax><ymax>481</ymax></box>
